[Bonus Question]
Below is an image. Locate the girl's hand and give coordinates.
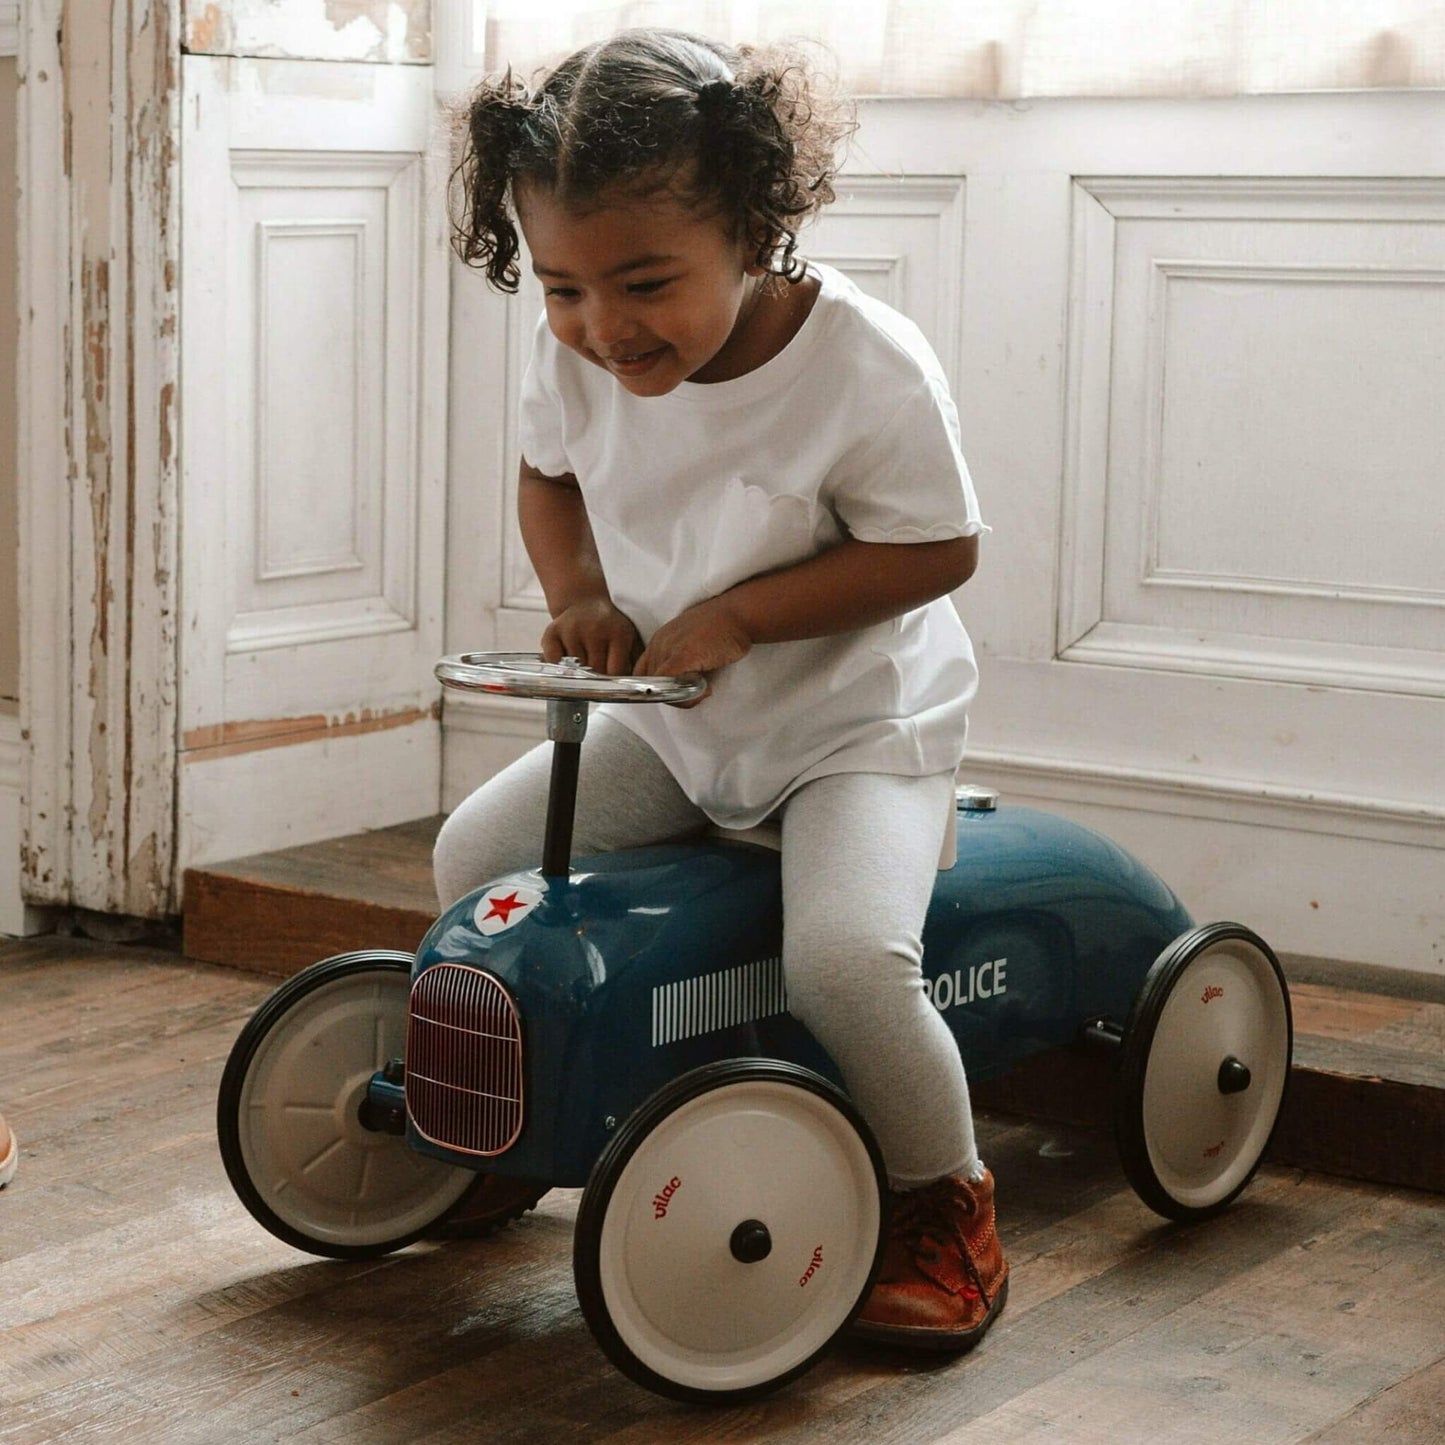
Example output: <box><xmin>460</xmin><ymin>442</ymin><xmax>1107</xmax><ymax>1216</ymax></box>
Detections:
<box><xmin>541</xmin><ymin>599</ymin><xmax>642</xmax><ymax>676</ymax></box>
<box><xmin>634</xmin><ymin>599</ymin><xmax>753</xmax><ymax>706</ymax></box>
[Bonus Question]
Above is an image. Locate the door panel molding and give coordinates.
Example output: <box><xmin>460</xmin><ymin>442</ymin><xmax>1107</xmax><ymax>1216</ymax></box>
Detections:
<box><xmin>224</xmin><ymin>150</ymin><xmax>426</xmax><ymax>658</ymax></box>
<box><xmin>1059</xmin><ymin>175</ymin><xmax>1445</xmax><ymax>698</ymax></box>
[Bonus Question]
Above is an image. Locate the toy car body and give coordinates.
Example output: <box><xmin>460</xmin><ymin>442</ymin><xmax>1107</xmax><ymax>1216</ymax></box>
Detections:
<box><xmin>402</xmin><ymin>800</ymin><xmax>1190</xmax><ymax>1188</ymax></box>
<box><xmin>219</xmin><ymin>654</ymin><xmax>1292</xmax><ymax>1404</ymax></box>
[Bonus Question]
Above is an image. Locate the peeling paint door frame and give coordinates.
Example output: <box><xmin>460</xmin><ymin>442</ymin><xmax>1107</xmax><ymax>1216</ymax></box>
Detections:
<box><xmin>18</xmin><ymin>0</ymin><xmax>182</xmax><ymax>917</ymax></box>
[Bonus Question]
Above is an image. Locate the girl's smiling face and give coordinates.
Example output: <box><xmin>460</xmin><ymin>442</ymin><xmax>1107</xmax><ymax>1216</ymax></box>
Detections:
<box><xmin>517</xmin><ymin>181</ymin><xmax>771</xmax><ymax>396</ymax></box>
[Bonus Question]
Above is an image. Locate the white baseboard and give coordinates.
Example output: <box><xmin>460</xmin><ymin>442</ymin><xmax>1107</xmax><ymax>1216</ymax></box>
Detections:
<box><xmin>179</xmin><ymin>717</ymin><xmax>442</xmax><ymax>882</ymax></box>
<box><xmin>964</xmin><ymin>747</ymin><xmax>1444</xmax><ymax>850</ymax></box>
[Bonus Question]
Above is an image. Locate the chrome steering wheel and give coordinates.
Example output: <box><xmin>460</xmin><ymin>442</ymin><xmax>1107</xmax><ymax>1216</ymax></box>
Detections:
<box><xmin>436</xmin><ymin>652</ymin><xmax>707</xmax><ymax>706</ymax></box>
<box><xmin>434</xmin><ymin>653</ymin><xmax>706</xmax><ymax>878</ymax></box>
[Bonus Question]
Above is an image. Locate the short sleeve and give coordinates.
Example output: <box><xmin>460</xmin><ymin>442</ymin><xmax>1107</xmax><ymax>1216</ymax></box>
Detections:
<box><xmin>826</xmin><ymin>377</ymin><xmax>988</xmax><ymax>543</ymax></box>
<box><xmin>517</xmin><ymin>314</ymin><xmax>572</xmax><ymax>478</ymax></box>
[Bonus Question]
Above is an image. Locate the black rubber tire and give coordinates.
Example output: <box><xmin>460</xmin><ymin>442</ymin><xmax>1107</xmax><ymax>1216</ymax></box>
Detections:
<box><xmin>1115</xmin><ymin>922</ymin><xmax>1293</xmax><ymax>1223</ymax></box>
<box><xmin>574</xmin><ymin>1059</ymin><xmax>887</xmax><ymax>1405</ymax></box>
<box><xmin>217</xmin><ymin>951</ymin><xmax>477</xmax><ymax>1259</ymax></box>
<box><xmin>425</xmin><ymin>1172</ymin><xmax>550</xmax><ymax>1239</ymax></box>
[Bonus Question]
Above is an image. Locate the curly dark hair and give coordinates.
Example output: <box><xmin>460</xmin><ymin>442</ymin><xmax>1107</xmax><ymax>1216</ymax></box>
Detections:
<box><xmin>450</xmin><ymin>28</ymin><xmax>855</xmax><ymax>292</ymax></box>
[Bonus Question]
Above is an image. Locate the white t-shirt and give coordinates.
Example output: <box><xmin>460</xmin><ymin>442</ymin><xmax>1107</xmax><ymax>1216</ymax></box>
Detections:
<box><xmin>518</xmin><ymin>262</ymin><xmax>987</xmax><ymax>829</ymax></box>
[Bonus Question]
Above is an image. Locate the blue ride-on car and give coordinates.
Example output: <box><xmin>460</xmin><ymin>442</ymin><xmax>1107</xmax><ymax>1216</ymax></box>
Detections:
<box><xmin>218</xmin><ymin>653</ymin><xmax>1292</xmax><ymax>1403</ymax></box>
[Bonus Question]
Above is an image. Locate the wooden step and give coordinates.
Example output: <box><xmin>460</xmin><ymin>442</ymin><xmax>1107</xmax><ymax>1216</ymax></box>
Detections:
<box><xmin>183</xmin><ymin>816</ymin><xmax>443</xmax><ymax>974</ymax></box>
<box><xmin>183</xmin><ymin>817</ymin><xmax>1444</xmax><ymax>1196</ymax></box>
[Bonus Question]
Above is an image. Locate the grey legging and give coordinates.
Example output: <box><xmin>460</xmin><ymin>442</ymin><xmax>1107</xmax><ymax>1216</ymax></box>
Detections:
<box><xmin>434</xmin><ymin>713</ymin><xmax>978</xmax><ymax>1188</ymax></box>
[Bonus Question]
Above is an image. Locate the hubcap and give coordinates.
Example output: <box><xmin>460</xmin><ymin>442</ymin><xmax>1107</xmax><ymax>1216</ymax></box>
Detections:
<box><xmin>594</xmin><ymin>1077</ymin><xmax>881</xmax><ymax>1394</ymax></box>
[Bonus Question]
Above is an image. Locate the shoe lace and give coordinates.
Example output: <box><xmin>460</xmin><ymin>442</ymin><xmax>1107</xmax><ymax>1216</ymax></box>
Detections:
<box><xmin>889</xmin><ymin>1178</ymin><xmax>986</xmax><ymax>1298</ymax></box>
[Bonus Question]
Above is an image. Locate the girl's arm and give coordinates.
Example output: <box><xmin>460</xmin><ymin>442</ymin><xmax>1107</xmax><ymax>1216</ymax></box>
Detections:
<box><xmin>518</xmin><ymin>461</ymin><xmax>641</xmax><ymax>674</ymax></box>
<box><xmin>635</xmin><ymin>534</ymin><xmax>978</xmax><ymax>680</ymax></box>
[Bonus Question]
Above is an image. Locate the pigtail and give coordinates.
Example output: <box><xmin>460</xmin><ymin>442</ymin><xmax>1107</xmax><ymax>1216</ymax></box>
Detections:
<box><xmin>704</xmin><ymin>45</ymin><xmax>856</xmax><ymax>284</ymax></box>
<box><xmin>450</xmin><ymin>69</ymin><xmax>537</xmax><ymax>291</ymax></box>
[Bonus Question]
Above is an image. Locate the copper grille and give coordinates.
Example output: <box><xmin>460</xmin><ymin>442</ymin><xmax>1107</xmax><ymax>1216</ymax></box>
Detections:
<box><xmin>406</xmin><ymin>964</ymin><xmax>523</xmax><ymax>1156</ymax></box>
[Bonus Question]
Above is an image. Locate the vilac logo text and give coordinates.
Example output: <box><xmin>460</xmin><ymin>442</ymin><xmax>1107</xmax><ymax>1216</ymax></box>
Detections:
<box><xmin>924</xmin><ymin>958</ymin><xmax>1007</xmax><ymax>1013</ymax></box>
<box><xmin>653</xmin><ymin>1177</ymin><xmax>682</xmax><ymax>1219</ymax></box>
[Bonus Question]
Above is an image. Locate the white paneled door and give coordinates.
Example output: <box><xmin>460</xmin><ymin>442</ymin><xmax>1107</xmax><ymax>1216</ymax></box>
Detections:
<box><xmin>179</xmin><ymin>56</ymin><xmax>448</xmax><ymax>870</ymax></box>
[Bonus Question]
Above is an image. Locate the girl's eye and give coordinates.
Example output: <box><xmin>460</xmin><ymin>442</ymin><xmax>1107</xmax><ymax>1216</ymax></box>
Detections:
<box><xmin>545</xmin><ymin>287</ymin><xmax>580</xmax><ymax>300</ymax></box>
<box><xmin>627</xmin><ymin>279</ymin><xmax>672</xmax><ymax>295</ymax></box>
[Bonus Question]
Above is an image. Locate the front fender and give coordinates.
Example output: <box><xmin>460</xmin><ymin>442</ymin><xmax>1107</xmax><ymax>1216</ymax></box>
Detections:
<box><xmin>408</xmin><ymin>841</ymin><xmax>800</xmax><ymax>1185</ymax></box>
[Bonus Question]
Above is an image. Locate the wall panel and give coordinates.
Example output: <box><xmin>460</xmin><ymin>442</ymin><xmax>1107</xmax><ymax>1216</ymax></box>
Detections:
<box><xmin>1061</xmin><ymin>178</ymin><xmax>1445</xmax><ymax>698</ymax></box>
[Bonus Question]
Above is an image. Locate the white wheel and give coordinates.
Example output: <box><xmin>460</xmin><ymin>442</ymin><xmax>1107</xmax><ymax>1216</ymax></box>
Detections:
<box><xmin>1117</xmin><ymin>924</ymin><xmax>1292</xmax><ymax>1221</ymax></box>
<box><xmin>218</xmin><ymin>952</ymin><xmax>476</xmax><ymax>1257</ymax></box>
<box><xmin>574</xmin><ymin>1061</ymin><xmax>885</xmax><ymax>1403</ymax></box>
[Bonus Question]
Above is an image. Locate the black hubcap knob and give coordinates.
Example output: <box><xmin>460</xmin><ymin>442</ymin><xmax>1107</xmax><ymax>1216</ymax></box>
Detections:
<box><xmin>729</xmin><ymin>1219</ymin><xmax>773</xmax><ymax>1263</ymax></box>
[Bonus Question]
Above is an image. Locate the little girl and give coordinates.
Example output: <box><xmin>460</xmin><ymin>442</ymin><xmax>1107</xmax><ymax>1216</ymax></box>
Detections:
<box><xmin>439</xmin><ymin>27</ymin><xmax>1007</xmax><ymax>1353</ymax></box>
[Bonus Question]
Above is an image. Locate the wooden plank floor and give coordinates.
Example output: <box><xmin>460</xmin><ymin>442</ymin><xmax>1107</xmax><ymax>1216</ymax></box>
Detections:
<box><xmin>2</xmin><ymin>937</ymin><xmax>1442</xmax><ymax>1445</ymax></box>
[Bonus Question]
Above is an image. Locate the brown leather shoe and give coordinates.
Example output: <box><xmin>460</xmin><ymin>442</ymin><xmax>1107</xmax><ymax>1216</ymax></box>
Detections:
<box><xmin>852</xmin><ymin>1168</ymin><xmax>1008</xmax><ymax>1351</ymax></box>
<box><xmin>0</xmin><ymin>1112</ymin><xmax>16</xmax><ymax>1188</ymax></box>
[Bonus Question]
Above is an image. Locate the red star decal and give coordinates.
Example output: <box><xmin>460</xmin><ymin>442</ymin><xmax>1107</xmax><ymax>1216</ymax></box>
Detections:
<box><xmin>482</xmin><ymin>890</ymin><xmax>526</xmax><ymax>924</ymax></box>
